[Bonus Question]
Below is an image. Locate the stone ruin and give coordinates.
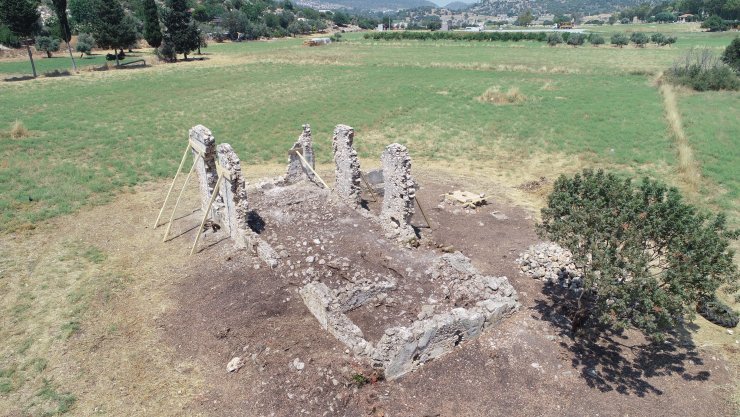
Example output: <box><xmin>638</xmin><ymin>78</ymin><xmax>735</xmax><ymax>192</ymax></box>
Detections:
<box><xmin>300</xmin><ymin>253</ymin><xmax>519</xmax><ymax>380</ymax></box>
<box><xmin>182</xmin><ymin>122</ymin><xmax>519</xmax><ymax>380</ymax></box>
<box><xmin>380</xmin><ymin>143</ymin><xmax>417</xmax><ymax>245</ymax></box>
<box><xmin>189</xmin><ymin>125</ymin><xmax>221</xmax><ymax>220</ymax></box>
<box><xmin>285</xmin><ymin>124</ymin><xmax>315</xmax><ymax>184</ymax></box>
<box><xmin>331</xmin><ymin>124</ymin><xmax>362</xmax><ymax>208</ymax></box>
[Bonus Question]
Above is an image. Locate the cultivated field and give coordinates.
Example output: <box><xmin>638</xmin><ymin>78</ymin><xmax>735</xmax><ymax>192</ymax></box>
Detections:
<box><xmin>0</xmin><ymin>23</ymin><xmax>738</xmax><ymax>416</ymax></box>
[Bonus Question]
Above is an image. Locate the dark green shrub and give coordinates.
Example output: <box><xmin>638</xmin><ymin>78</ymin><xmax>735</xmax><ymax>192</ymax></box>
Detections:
<box><xmin>567</xmin><ymin>33</ymin><xmax>585</xmax><ymax>47</ymax></box>
<box><xmin>701</xmin><ymin>15</ymin><xmax>729</xmax><ymax>32</ymax></box>
<box><xmin>651</xmin><ymin>33</ymin><xmax>666</xmax><ymax>45</ymax></box>
<box><xmin>697</xmin><ymin>297</ymin><xmax>739</xmax><ymax>328</ymax></box>
<box><xmin>0</xmin><ymin>23</ymin><xmax>20</xmax><ymax>48</ymax></box>
<box><xmin>35</xmin><ymin>35</ymin><xmax>61</xmax><ymax>58</ymax></box>
<box><xmin>611</xmin><ymin>32</ymin><xmax>629</xmax><ymax>48</ymax></box>
<box><xmin>157</xmin><ymin>41</ymin><xmax>176</xmax><ymax>62</ymax></box>
<box><xmin>723</xmin><ymin>37</ymin><xmax>740</xmax><ymax>72</ymax></box>
<box><xmin>665</xmin><ymin>35</ymin><xmax>677</xmax><ymax>46</ymax></box>
<box><xmin>630</xmin><ymin>32</ymin><xmax>649</xmax><ymax>47</ymax></box>
<box><xmin>667</xmin><ymin>48</ymin><xmax>740</xmax><ymax>91</ymax></box>
<box><xmin>546</xmin><ymin>32</ymin><xmax>562</xmax><ymax>46</ymax></box>
<box><xmin>588</xmin><ymin>33</ymin><xmax>605</xmax><ymax>46</ymax></box>
<box><xmin>75</xmin><ymin>32</ymin><xmax>94</xmax><ymax>57</ymax></box>
<box><xmin>538</xmin><ymin>169</ymin><xmax>740</xmax><ymax>339</ymax></box>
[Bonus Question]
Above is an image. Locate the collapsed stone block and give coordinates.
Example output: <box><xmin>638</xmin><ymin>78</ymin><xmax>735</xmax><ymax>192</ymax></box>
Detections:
<box><xmin>189</xmin><ymin>125</ymin><xmax>220</xmax><ymax>219</ymax></box>
<box><xmin>285</xmin><ymin>124</ymin><xmax>316</xmax><ymax>184</ymax></box>
<box><xmin>380</xmin><ymin>144</ymin><xmax>416</xmax><ymax>244</ymax></box>
<box><xmin>332</xmin><ymin>124</ymin><xmax>362</xmax><ymax>207</ymax></box>
<box><xmin>216</xmin><ymin>143</ymin><xmax>250</xmax><ymax>249</ymax></box>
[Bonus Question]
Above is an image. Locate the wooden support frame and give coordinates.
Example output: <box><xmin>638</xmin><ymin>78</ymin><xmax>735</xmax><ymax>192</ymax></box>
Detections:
<box><xmin>360</xmin><ymin>171</ymin><xmax>378</xmax><ymax>202</ymax></box>
<box><xmin>162</xmin><ymin>153</ymin><xmax>201</xmax><ymax>242</ymax></box>
<box><xmin>289</xmin><ymin>147</ymin><xmax>331</xmax><ymax>190</ymax></box>
<box><xmin>154</xmin><ymin>143</ymin><xmax>192</xmax><ymax>228</ymax></box>
<box><xmin>190</xmin><ymin>162</ymin><xmax>225</xmax><ymax>255</ymax></box>
<box><xmin>415</xmin><ymin>196</ymin><xmax>432</xmax><ymax>229</ymax></box>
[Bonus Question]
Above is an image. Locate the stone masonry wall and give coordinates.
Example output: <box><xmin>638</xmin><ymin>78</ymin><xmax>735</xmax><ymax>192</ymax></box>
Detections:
<box><xmin>285</xmin><ymin>124</ymin><xmax>316</xmax><ymax>184</ymax></box>
<box><xmin>216</xmin><ymin>143</ymin><xmax>250</xmax><ymax>249</ymax></box>
<box><xmin>189</xmin><ymin>125</ymin><xmax>220</xmax><ymax>219</ymax></box>
<box><xmin>331</xmin><ymin>124</ymin><xmax>362</xmax><ymax>208</ymax></box>
<box><xmin>380</xmin><ymin>144</ymin><xmax>417</xmax><ymax>245</ymax></box>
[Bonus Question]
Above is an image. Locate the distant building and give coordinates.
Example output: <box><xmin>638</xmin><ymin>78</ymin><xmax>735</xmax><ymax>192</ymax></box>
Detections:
<box><xmin>377</xmin><ymin>24</ymin><xmax>384</xmax><ymax>31</ymax></box>
<box><xmin>678</xmin><ymin>14</ymin><xmax>694</xmax><ymax>23</ymax></box>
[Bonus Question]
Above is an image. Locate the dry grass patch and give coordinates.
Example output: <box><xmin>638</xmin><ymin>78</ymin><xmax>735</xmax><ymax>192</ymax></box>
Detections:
<box><xmin>658</xmin><ymin>81</ymin><xmax>701</xmax><ymax>193</ymax></box>
<box><xmin>477</xmin><ymin>86</ymin><xmax>527</xmax><ymax>105</ymax></box>
<box><xmin>10</xmin><ymin>119</ymin><xmax>29</xmax><ymax>139</ymax></box>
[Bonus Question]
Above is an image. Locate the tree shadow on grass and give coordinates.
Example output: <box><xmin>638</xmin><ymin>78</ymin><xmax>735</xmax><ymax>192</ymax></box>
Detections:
<box><xmin>533</xmin><ymin>283</ymin><xmax>709</xmax><ymax>397</ymax></box>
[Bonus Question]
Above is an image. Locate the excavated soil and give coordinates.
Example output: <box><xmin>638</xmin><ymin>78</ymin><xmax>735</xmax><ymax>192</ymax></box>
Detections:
<box><xmin>161</xmin><ymin>177</ymin><xmax>736</xmax><ymax>417</ymax></box>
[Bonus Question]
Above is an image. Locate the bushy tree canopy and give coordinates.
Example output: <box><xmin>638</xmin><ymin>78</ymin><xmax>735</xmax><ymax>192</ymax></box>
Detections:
<box><xmin>0</xmin><ymin>0</ymin><xmax>41</xmax><ymax>37</ymax></box>
<box><xmin>723</xmin><ymin>37</ymin><xmax>740</xmax><ymax>72</ymax></box>
<box><xmin>538</xmin><ymin>169</ymin><xmax>739</xmax><ymax>340</ymax></box>
<box><xmin>162</xmin><ymin>0</ymin><xmax>200</xmax><ymax>59</ymax></box>
<box><xmin>142</xmin><ymin>0</ymin><xmax>162</xmax><ymax>48</ymax></box>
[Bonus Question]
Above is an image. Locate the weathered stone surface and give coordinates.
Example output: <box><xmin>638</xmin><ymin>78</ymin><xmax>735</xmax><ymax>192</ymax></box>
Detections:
<box><xmin>285</xmin><ymin>124</ymin><xmax>316</xmax><ymax>184</ymax></box>
<box><xmin>299</xmin><ymin>250</ymin><xmax>519</xmax><ymax>381</ymax></box>
<box><xmin>189</xmin><ymin>125</ymin><xmax>220</xmax><ymax>219</ymax></box>
<box><xmin>216</xmin><ymin>143</ymin><xmax>250</xmax><ymax>249</ymax></box>
<box><xmin>332</xmin><ymin>124</ymin><xmax>361</xmax><ymax>207</ymax></box>
<box><xmin>380</xmin><ymin>144</ymin><xmax>416</xmax><ymax>244</ymax></box>
<box><xmin>517</xmin><ymin>242</ymin><xmax>582</xmax><ymax>289</ymax></box>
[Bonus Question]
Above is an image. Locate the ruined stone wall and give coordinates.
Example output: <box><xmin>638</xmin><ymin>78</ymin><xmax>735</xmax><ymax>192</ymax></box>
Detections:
<box><xmin>216</xmin><ymin>143</ymin><xmax>250</xmax><ymax>249</ymax></box>
<box><xmin>380</xmin><ymin>144</ymin><xmax>416</xmax><ymax>245</ymax></box>
<box><xmin>285</xmin><ymin>124</ymin><xmax>316</xmax><ymax>184</ymax></box>
<box><xmin>331</xmin><ymin>125</ymin><xmax>362</xmax><ymax>207</ymax></box>
<box><xmin>189</xmin><ymin>125</ymin><xmax>220</xmax><ymax>218</ymax></box>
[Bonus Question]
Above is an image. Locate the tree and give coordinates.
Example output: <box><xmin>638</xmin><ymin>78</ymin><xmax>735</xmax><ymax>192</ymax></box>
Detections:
<box><xmin>589</xmin><ymin>33</ymin><xmax>605</xmax><ymax>46</ymax></box>
<box><xmin>630</xmin><ymin>32</ymin><xmax>649</xmax><ymax>47</ymax></box>
<box><xmin>51</xmin><ymin>0</ymin><xmax>77</xmax><ymax>70</ymax></box>
<box><xmin>331</xmin><ymin>11</ymin><xmax>350</xmax><ymax>26</ymax></box>
<box><xmin>538</xmin><ymin>169</ymin><xmax>739</xmax><ymax>340</ymax></box>
<box><xmin>35</xmin><ymin>35</ymin><xmax>60</xmax><ymax>57</ymax></box>
<box><xmin>0</xmin><ymin>0</ymin><xmax>41</xmax><ymax>77</ymax></box>
<box><xmin>69</xmin><ymin>0</ymin><xmax>101</xmax><ymax>33</ymax></box>
<box><xmin>723</xmin><ymin>37</ymin><xmax>740</xmax><ymax>72</ymax></box>
<box><xmin>567</xmin><ymin>33</ymin><xmax>585</xmax><ymax>47</ymax></box>
<box><xmin>702</xmin><ymin>15</ymin><xmax>729</xmax><ymax>32</ymax></box>
<box><xmin>142</xmin><ymin>0</ymin><xmax>162</xmax><ymax>47</ymax></box>
<box><xmin>546</xmin><ymin>32</ymin><xmax>562</xmax><ymax>46</ymax></box>
<box><xmin>75</xmin><ymin>32</ymin><xmax>94</xmax><ymax>57</ymax></box>
<box><xmin>91</xmin><ymin>0</ymin><xmax>137</xmax><ymax>66</ymax></box>
<box><xmin>517</xmin><ymin>9</ymin><xmax>533</xmax><ymax>27</ymax></box>
<box><xmin>611</xmin><ymin>32</ymin><xmax>629</xmax><ymax>48</ymax></box>
<box><xmin>162</xmin><ymin>0</ymin><xmax>200</xmax><ymax>60</ymax></box>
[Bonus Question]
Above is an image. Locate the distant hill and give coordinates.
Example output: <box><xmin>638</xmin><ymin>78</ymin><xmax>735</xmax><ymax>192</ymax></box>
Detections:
<box><xmin>321</xmin><ymin>0</ymin><xmax>438</xmax><ymax>10</ymax></box>
<box><xmin>468</xmin><ymin>0</ymin><xmax>643</xmax><ymax>15</ymax></box>
<box><xmin>444</xmin><ymin>1</ymin><xmax>471</xmax><ymax>10</ymax></box>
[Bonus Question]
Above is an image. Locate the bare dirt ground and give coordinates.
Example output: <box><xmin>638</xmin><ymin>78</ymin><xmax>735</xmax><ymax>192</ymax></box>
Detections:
<box><xmin>1</xmin><ymin>166</ymin><xmax>737</xmax><ymax>417</ymax></box>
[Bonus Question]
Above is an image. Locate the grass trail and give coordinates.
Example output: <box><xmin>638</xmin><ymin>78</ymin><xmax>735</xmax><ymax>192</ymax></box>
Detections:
<box><xmin>658</xmin><ymin>81</ymin><xmax>701</xmax><ymax>193</ymax></box>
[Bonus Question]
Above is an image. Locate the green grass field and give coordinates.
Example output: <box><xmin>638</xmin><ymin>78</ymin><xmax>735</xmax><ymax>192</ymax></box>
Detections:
<box><xmin>0</xmin><ymin>24</ymin><xmax>738</xmax><ymax>230</ymax></box>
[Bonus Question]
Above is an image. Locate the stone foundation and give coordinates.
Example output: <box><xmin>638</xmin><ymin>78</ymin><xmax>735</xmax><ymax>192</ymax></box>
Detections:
<box><xmin>299</xmin><ymin>252</ymin><xmax>519</xmax><ymax>380</ymax></box>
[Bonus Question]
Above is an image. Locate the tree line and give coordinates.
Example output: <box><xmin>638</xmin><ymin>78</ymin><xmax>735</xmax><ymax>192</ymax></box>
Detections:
<box><xmin>0</xmin><ymin>0</ymin><xmax>367</xmax><ymax>76</ymax></box>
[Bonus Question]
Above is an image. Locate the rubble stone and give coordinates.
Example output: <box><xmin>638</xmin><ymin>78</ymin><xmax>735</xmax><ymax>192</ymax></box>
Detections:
<box><xmin>380</xmin><ymin>144</ymin><xmax>417</xmax><ymax>245</ymax></box>
<box><xmin>331</xmin><ymin>124</ymin><xmax>362</xmax><ymax>208</ymax></box>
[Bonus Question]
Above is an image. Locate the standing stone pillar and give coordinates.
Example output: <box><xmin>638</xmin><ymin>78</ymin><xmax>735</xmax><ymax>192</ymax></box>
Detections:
<box><xmin>380</xmin><ymin>143</ymin><xmax>417</xmax><ymax>245</ymax></box>
<box><xmin>189</xmin><ymin>125</ymin><xmax>221</xmax><ymax>220</ymax></box>
<box><xmin>285</xmin><ymin>124</ymin><xmax>316</xmax><ymax>184</ymax></box>
<box><xmin>332</xmin><ymin>124</ymin><xmax>362</xmax><ymax>208</ymax></box>
<box><xmin>216</xmin><ymin>143</ymin><xmax>250</xmax><ymax>249</ymax></box>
